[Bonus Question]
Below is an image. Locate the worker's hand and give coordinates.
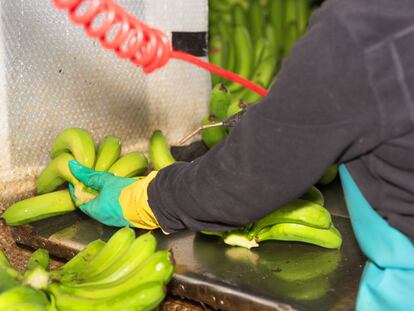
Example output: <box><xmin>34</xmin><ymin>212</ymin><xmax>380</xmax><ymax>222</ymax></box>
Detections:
<box><xmin>68</xmin><ymin>160</ymin><xmax>159</xmax><ymax>229</ymax></box>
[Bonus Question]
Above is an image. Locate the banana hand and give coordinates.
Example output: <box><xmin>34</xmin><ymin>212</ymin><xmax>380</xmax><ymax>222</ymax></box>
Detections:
<box><xmin>68</xmin><ymin>161</ymin><xmax>159</xmax><ymax>230</ymax></box>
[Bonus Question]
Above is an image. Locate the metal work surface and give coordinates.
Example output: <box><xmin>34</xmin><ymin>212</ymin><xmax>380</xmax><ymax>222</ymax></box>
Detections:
<box><xmin>10</xmin><ymin>181</ymin><xmax>365</xmax><ymax>311</ymax></box>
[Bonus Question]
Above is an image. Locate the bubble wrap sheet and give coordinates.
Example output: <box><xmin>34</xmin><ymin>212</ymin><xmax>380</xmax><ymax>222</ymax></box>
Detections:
<box><xmin>0</xmin><ymin>0</ymin><xmax>209</xmax><ymax>203</ymax></box>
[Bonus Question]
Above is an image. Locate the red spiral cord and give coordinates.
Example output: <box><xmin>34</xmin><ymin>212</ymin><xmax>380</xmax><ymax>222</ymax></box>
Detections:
<box><xmin>52</xmin><ymin>0</ymin><xmax>269</xmax><ymax>97</ymax></box>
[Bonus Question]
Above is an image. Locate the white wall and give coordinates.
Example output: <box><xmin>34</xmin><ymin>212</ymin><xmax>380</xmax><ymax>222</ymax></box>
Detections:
<box><xmin>0</xmin><ymin>0</ymin><xmax>209</xmax><ymax>183</ymax></box>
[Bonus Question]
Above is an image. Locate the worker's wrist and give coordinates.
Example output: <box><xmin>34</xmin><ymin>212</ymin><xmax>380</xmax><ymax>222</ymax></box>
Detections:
<box><xmin>119</xmin><ymin>171</ymin><xmax>160</xmax><ymax>230</ymax></box>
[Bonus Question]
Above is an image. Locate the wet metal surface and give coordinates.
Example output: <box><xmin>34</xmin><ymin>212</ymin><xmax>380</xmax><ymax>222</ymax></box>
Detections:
<box><xmin>10</xmin><ymin>181</ymin><xmax>365</xmax><ymax>311</ymax></box>
<box><xmin>320</xmin><ymin>178</ymin><xmax>349</xmax><ymax>219</ymax></box>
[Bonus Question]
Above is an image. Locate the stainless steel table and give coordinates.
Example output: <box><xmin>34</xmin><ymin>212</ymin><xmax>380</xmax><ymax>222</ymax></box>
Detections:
<box><xmin>11</xmin><ymin>179</ymin><xmax>365</xmax><ymax>311</ymax></box>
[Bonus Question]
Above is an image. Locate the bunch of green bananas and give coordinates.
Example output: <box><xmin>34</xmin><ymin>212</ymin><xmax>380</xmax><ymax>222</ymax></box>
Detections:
<box><xmin>204</xmin><ymin>1</ymin><xmax>340</xmax><ymax>181</ymax></box>
<box><xmin>2</xmin><ymin>128</ymin><xmax>177</xmax><ymax>226</ymax></box>
<box><xmin>203</xmin><ymin>0</ymin><xmax>314</xmax><ymax>148</ymax></box>
<box><xmin>0</xmin><ymin>227</ymin><xmax>174</xmax><ymax>310</ymax></box>
<box><xmin>203</xmin><ymin>186</ymin><xmax>343</xmax><ymax>250</ymax></box>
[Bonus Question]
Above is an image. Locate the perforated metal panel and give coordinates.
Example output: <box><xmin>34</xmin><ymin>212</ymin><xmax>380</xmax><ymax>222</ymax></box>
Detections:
<box><xmin>0</xmin><ymin>0</ymin><xmax>209</xmax><ymax>202</ymax></box>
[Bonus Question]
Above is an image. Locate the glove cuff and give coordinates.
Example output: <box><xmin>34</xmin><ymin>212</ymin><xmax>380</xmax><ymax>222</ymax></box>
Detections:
<box><xmin>119</xmin><ymin>171</ymin><xmax>159</xmax><ymax>230</ymax></box>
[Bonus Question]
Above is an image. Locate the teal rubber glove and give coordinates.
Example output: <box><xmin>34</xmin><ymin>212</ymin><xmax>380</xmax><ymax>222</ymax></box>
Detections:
<box><xmin>68</xmin><ymin>160</ymin><xmax>136</xmax><ymax>227</ymax></box>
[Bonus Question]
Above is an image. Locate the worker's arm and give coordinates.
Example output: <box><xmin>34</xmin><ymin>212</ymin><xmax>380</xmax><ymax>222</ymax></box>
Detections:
<box><xmin>70</xmin><ymin>0</ymin><xmax>412</xmax><ymax>234</ymax></box>
<box><xmin>69</xmin><ymin>3</ymin><xmax>380</xmax><ymax>232</ymax></box>
<box><xmin>147</xmin><ymin>5</ymin><xmax>382</xmax><ymax>233</ymax></box>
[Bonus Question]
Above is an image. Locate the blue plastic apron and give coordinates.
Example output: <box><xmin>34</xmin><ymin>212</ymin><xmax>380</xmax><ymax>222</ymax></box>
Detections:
<box><xmin>339</xmin><ymin>165</ymin><xmax>414</xmax><ymax>311</ymax></box>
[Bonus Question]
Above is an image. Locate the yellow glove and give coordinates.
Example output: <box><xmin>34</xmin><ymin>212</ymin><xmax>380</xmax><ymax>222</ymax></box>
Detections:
<box><xmin>120</xmin><ymin>171</ymin><xmax>159</xmax><ymax>230</ymax></box>
<box><xmin>69</xmin><ymin>160</ymin><xmax>159</xmax><ymax>229</ymax></box>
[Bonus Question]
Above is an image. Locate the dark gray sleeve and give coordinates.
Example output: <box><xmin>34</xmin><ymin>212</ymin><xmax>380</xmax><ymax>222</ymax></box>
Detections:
<box><xmin>148</xmin><ymin>7</ymin><xmax>380</xmax><ymax>233</ymax></box>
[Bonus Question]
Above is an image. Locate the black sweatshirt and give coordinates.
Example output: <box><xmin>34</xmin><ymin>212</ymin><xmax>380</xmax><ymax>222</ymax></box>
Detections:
<box><xmin>149</xmin><ymin>0</ymin><xmax>414</xmax><ymax>242</ymax></box>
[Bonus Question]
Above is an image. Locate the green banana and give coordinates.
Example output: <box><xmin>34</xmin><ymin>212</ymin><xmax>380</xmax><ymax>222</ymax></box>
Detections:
<box><xmin>251</xmin><ymin>55</ymin><xmax>278</xmax><ymax>88</ymax></box>
<box><xmin>36</xmin><ymin>153</ymin><xmax>97</xmax><ymax>205</ymax></box>
<box><xmin>300</xmin><ymin>186</ymin><xmax>325</xmax><ymax>206</ymax></box>
<box><xmin>232</xmin><ymin>4</ymin><xmax>247</xmax><ymax>26</ymax></box>
<box><xmin>297</xmin><ymin>0</ymin><xmax>310</xmax><ymax>34</ymax></box>
<box><xmin>265</xmin><ymin>23</ymin><xmax>280</xmax><ymax>60</ymax></box>
<box><xmin>201</xmin><ymin>115</ymin><xmax>227</xmax><ymax>149</ymax></box>
<box><xmin>248</xmin><ymin>199</ymin><xmax>332</xmax><ymax>240</ymax></box>
<box><xmin>6</xmin><ymin>302</ymin><xmax>49</xmax><ymax>311</ymax></box>
<box><xmin>226</xmin><ymin>99</ymin><xmax>248</xmax><ymax>118</ymax></box>
<box><xmin>269</xmin><ymin>0</ymin><xmax>285</xmax><ymax>48</ymax></box>
<box><xmin>224</xmin><ymin>28</ymin><xmax>236</xmax><ymax>72</ymax></box>
<box><xmin>253</xmin><ymin>37</ymin><xmax>268</xmax><ymax>67</ymax></box>
<box><xmin>208</xmin><ymin>24</ymin><xmax>220</xmax><ymax>38</ymax></box>
<box><xmin>0</xmin><ymin>286</ymin><xmax>50</xmax><ymax>310</ymax></box>
<box><xmin>209</xmin><ymin>9</ymin><xmax>222</xmax><ymax>25</ymax></box>
<box><xmin>230</xmin><ymin>0</ymin><xmax>250</xmax><ymax>11</ymax></box>
<box><xmin>238</xmin><ymin>86</ymin><xmax>264</xmax><ymax>105</ymax></box>
<box><xmin>36</xmin><ymin>153</ymin><xmax>77</xmax><ymax>194</ymax></box>
<box><xmin>59</xmin><ymin>251</ymin><xmax>173</xmax><ymax>298</ymax></box>
<box><xmin>0</xmin><ymin>249</ymin><xmax>11</xmax><ymax>267</ymax></box>
<box><xmin>257</xmin><ymin>223</ymin><xmax>343</xmax><ymax>249</ymax></box>
<box><xmin>0</xmin><ymin>265</ymin><xmax>21</xmax><ymax>293</ymax></box>
<box><xmin>208</xmin><ymin>36</ymin><xmax>227</xmax><ymax>85</ymax></box>
<box><xmin>216</xmin><ymin>20</ymin><xmax>232</xmax><ymax>42</ymax></box>
<box><xmin>209</xmin><ymin>84</ymin><xmax>232</xmax><ymax>121</ymax></box>
<box><xmin>0</xmin><ymin>252</ymin><xmax>19</xmax><ymax>293</ymax></box>
<box><xmin>49</xmin><ymin>281</ymin><xmax>165</xmax><ymax>311</ymax></box>
<box><xmin>209</xmin><ymin>0</ymin><xmax>232</xmax><ymax>12</ymax></box>
<box><xmin>248</xmin><ymin>0</ymin><xmax>265</xmax><ymax>45</ymax></box>
<box><xmin>285</xmin><ymin>0</ymin><xmax>299</xmax><ymax>25</ymax></box>
<box><xmin>2</xmin><ymin>190</ymin><xmax>76</xmax><ymax>226</ymax></box>
<box><xmin>25</xmin><ymin>249</ymin><xmax>50</xmax><ymax>273</ymax></box>
<box><xmin>229</xmin><ymin>35</ymin><xmax>272</xmax><ymax>101</ymax></box>
<box><xmin>51</xmin><ymin>128</ymin><xmax>96</xmax><ymax>168</ymax></box>
<box><xmin>318</xmin><ymin>164</ymin><xmax>339</xmax><ymax>185</ymax></box>
<box><xmin>64</xmin><ymin>227</ymin><xmax>135</xmax><ymax>282</ymax></box>
<box><xmin>72</xmin><ymin>232</ymin><xmax>157</xmax><ymax>287</ymax></box>
<box><xmin>108</xmin><ymin>152</ymin><xmax>148</xmax><ymax>177</ymax></box>
<box><xmin>51</xmin><ymin>239</ymin><xmax>105</xmax><ymax>280</ymax></box>
<box><xmin>227</xmin><ymin>26</ymin><xmax>254</xmax><ymax>93</ymax></box>
<box><xmin>221</xmin><ymin>12</ymin><xmax>233</xmax><ymax>25</ymax></box>
<box><xmin>284</xmin><ymin>21</ymin><xmax>300</xmax><ymax>57</ymax></box>
<box><xmin>94</xmin><ymin>135</ymin><xmax>121</xmax><ymax>172</ymax></box>
<box><xmin>237</xmin><ymin>56</ymin><xmax>277</xmax><ymax>105</ymax></box>
<box><xmin>149</xmin><ymin>130</ymin><xmax>176</xmax><ymax>171</ymax></box>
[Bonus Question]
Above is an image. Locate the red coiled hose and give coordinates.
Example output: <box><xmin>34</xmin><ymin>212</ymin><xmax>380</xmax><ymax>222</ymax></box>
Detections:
<box><xmin>53</xmin><ymin>0</ymin><xmax>269</xmax><ymax>96</ymax></box>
